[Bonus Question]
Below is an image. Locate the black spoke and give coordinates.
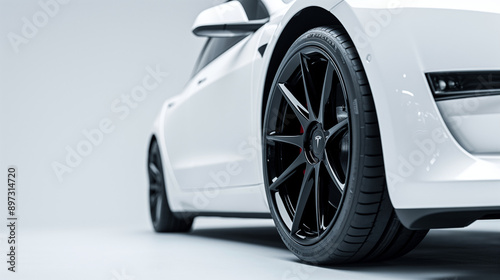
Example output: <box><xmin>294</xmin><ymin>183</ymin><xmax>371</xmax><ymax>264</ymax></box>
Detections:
<box><xmin>277</xmin><ymin>83</ymin><xmax>309</xmax><ymax>127</ymax></box>
<box><xmin>269</xmin><ymin>152</ymin><xmax>306</xmax><ymax>192</ymax></box>
<box><xmin>291</xmin><ymin>164</ymin><xmax>314</xmax><ymax>235</ymax></box>
<box><xmin>318</xmin><ymin>62</ymin><xmax>336</xmax><ymax>123</ymax></box>
<box><xmin>314</xmin><ymin>165</ymin><xmax>321</xmax><ymax>235</ymax></box>
<box><xmin>300</xmin><ymin>53</ymin><xmax>317</xmax><ymax>120</ymax></box>
<box><xmin>326</xmin><ymin>119</ymin><xmax>348</xmax><ymax>143</ymax></box>
<box><xmin>323</xmin><ymin>155</ymin><xmax>344</xmax><ymax>193</ymax></box>
<box><xmin>150</xmin><ymin>190</ymin><xmax>158</xmax><ymax>204</ymax></box>
<box><xmin>266</xmin><ymin>133</ymin><xmax>303</xmax><ymax>148</ymax></box>
<box><xmin>155</xmin><ymin>196</ymin><xmax>163</xmax><ymax>220</ymax></box>
<box><xmin>149</xmin><ymin>162</ymin><xmax>162</xmax><ymax>185</ymax></box>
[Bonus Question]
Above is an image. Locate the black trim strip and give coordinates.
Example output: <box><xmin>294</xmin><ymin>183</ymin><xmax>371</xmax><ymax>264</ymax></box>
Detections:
<box><xmin>193</xmin><ymin>18</ymin><xmax>269</xmax><ymax>37</ymax></box>
<box><xmin>426</xmin><ymin>71</ymin><xmax>500</xmax><ymax>101</ymax></box>
<box><xmin>173</xmin><ymin>211</ymin><xmax>271</xmax><ymax>219</ymax></box>
<box><xmin>258</xmin><ymin>43</ymin><xmax>267</xmax><ymax>57</ymax></box>
<box><xmin>433</xmin><ymin>90</ymin><xmax>500</xmax><ymax>101</ymax></box>
<box><xmin>396</xmin><ymin>206</ymin><xmax>500</xmax><ymax>230</ymax></box>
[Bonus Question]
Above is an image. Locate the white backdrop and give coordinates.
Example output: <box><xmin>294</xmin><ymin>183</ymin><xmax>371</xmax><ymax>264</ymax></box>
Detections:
<box><xmin>2</xmin><ymin>2</ymin><xmax>500</xmax><ymax>280</ymax></box>
<box><xmin>0</xmin><ymin>0</ymin><xmax>224</xmax><ymax>229</ymax></box>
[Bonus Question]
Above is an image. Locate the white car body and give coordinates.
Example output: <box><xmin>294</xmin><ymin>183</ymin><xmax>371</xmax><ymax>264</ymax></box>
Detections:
<box><xmin>151</xmin><ymin>0</ymin><xmax>500</xmax><ymax>229</ymax></box>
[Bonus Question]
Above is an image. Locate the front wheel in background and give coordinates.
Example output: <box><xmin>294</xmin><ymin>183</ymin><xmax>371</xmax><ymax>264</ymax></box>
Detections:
<box><xmin>148</xmin><ymin>140</ymin><xmax>193</xmax><ymax>232</ymax></box>
<box><xmin>262</xmin><ymin>26</ymin><xmax>427</xmax><ymax>264</ymax></box>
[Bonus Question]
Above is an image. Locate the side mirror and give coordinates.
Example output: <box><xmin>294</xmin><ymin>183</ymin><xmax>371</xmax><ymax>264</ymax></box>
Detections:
<box><xmin>192</xmin><ymin>1</ymin><xmax>268</xmax><ymax>38</ymax></box>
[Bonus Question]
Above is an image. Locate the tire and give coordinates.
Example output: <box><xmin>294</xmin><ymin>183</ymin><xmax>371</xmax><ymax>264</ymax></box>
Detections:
<box><xmin>262</xmin><ymin>26</ymin><xmax>427</xmax><ymax>264</ymax></box>
<box><xmin>148</xmin><ymin>140</ymin><xmax>193</xmax><ymax>232</ymax></box>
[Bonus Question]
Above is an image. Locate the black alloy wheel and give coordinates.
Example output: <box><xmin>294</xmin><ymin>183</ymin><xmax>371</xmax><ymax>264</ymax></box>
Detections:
<box><xmin>148</xmin><ymin>140</ymin><xmax>193</xmax><ymax>232</ymax></box>
<box><xmin>263</xmin><ymin>26</ymin><xmax>427</xmax><ymax>264</ymax></box>
<box><xmin>265</xmin><ymin>45</ymin><xmax>350</xmax><ymax>245</ymax></box>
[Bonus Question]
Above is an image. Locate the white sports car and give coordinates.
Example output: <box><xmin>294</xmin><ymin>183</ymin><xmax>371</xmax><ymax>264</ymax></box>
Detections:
<box><xmin>147</xmin><ymin>0</ymin><xmax>500</xmax><ymax>264</ymax></box>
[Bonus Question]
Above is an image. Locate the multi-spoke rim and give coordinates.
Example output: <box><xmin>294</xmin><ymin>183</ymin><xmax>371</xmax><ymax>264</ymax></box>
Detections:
<box><xmin>264</xmin><ymin>47</ymin><xmax>351</xmax><ymax>245</ymax></box>
<box><xmin>148</xmin><ymin>143</ymin><xmax>164</xmax><ymax>225</ymax></box>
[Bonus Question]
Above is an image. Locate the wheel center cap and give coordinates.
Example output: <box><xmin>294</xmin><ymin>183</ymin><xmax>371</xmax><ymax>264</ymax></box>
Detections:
<box><xmin>305</xmin><ymin>123</ymin><xmax>326</xmax><ymax>163</ymax></box>
<box><xmin>311</xmin><ymin>129</ymin><xmax>326</xmax><ymax>157</ymax></box>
